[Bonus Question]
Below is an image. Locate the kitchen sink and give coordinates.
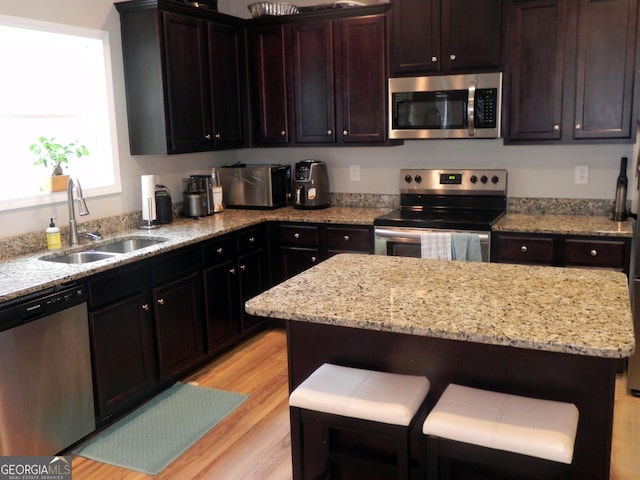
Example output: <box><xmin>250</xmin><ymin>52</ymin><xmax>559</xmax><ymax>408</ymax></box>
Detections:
<box><xmin>40</xmin><ymin>236</ymin><xmax>169</xmax><ymax>264</ymax></box>
<box><xmin>41</xmin><ymin>251</ymin><xmax>119</xmax><ymax>264</ymax></box>
<box><xmin>92</xmin><ymin>236</ymin><xmax>168</xmax><ymax>254</ymax></box>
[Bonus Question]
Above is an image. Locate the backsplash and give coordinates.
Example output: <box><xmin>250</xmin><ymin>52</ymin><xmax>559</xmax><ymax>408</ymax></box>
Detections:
<box><xmin>0</xmin><ymin>196</ymin><xmax>627</xmax><ymax>259</ymax></box>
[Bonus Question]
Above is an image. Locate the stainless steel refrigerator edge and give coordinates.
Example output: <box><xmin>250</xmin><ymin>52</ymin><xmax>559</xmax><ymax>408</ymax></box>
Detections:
<box><xmin>626</xmin><ymin>127</ymin><xmax>640</xmax><ymax>395</ymax></box>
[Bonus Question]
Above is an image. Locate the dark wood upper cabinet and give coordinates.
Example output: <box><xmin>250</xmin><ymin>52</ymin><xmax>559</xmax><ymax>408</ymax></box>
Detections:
<box><xmin>505</xmin><ymin>0</ymin><xmax>639</xmax><ymax>143</ymax></box>
<box><xmin>391</xmin><ymin>0</ymin><xmax>502</xmax><ymax>75</ymax></box>
<box><xmin>115</xmin><ymin>1</ymin><xmax>247</xmax><ymax>155</ymax></box>
<box><xmin>249</xmin><ymin>25</ymin><xmax>291</xmax><ymax>146</ymax></box>
<box><xmin>291</xmin><ymin>13</ymin><xmax>388</xmax><ymax>145</ymax></box>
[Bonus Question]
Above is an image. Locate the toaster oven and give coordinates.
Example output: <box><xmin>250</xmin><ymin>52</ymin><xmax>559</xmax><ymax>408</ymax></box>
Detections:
<box><xmin>219</xmin><ymin>164</ymin><xmax>291</xmax><ymax>209</ymax></box>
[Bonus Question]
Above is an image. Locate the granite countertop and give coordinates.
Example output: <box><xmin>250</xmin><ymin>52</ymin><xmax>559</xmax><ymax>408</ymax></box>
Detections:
<box><xmin>494</xmin><ymin>213</ymin><xmax>633</xmax><ymax>237</ymax></box>
<box><xmin>246</xmin><ymin>253</ymin><xmax>635</xmax><ymax>358</ymax></box>
<box><xmin>0</xmin><ymin>206</ymin><xmax>389</xmax><ymax>303</ymax></box>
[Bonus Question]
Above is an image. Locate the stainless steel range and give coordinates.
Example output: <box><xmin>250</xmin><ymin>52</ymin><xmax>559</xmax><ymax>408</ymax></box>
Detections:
<box><xmin>374</xmin><ymin>169</ymin><xmax>507</xmax><ymax>261</ymax></box>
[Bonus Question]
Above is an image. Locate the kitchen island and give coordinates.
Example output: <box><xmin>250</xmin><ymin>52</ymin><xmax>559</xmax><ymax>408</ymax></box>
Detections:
<box><xmin>246</xmin><ymin>253</ymin><xmax>635</xmax><ymax>480</ymax></box>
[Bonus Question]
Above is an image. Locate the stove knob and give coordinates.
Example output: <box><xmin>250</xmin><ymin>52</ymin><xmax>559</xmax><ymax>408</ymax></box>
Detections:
<box><xmin>491</xmin><ymin>175</ymin><xmax>500</xmax><ymax>184</ymax></box>
<box><xmin>414</xmin><ymin>175</ymin><xmax>423</xmax><ymax>183</ymax></box>
<box><xmin>404</xmin><ymin>175</ymin><xmax>412</xmax><ymax>183</ymax></box>
<box><xmin>470</xmin><ymin>175</ymin><xmax>478</xmax><ymax>184</ymax></box>
<box><xmin>480</xmin><ymin>175</ymin><xmax>488</xmax><ymax>184</ymax></box>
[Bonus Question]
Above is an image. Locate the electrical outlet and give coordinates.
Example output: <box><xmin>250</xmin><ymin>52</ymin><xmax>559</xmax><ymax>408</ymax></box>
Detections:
<box><xmin>575</xmin><ymin>165</ymin><xmax>589</xmax><ymax>184</ymax></box>
<box><xmin>350</xmin><ymin>165</ymin><xmax>360</xmax><ymax>181</ymax></box>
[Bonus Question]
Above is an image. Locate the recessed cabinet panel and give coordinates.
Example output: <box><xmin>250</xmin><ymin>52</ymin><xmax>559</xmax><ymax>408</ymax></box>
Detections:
<box><xmin>392</xmin><ymin>0</ymin><xmax>440</xmax><ymax>74</ymax></box>
<box><xmin>494</xmin><ymin>234</ymin><xmax>555</xmax><ymax>264</ymax></box>
<box><xmin>250</xmin><ymin>25</ymin><xmax>290</xmax><ymax>146</ymax></box>
<box><xmin>565</xmin><ymin>239</ymin><xmax>628</xmax><ymax>268</ymax></box>
<box><xmin>573</xmin><ymin>0</ymin><xmax>638</xmax><ymax>140</ymax></box>
<box><xmin>506</xmin><ymin>0</ymin><xmax>565</xmax><ymax>141</ymax></box>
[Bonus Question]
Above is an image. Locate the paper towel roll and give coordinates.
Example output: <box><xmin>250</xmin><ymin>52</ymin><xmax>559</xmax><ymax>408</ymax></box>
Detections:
<box><xmin>141</xmin><ymin>175</ymin><xmax>157</xmax><ymax>221</ymax></box>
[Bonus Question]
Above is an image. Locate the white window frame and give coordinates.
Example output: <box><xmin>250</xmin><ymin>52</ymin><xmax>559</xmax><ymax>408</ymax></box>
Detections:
<box><xmin>0</xmin><ymin>14</ymin><xmax>121</xmax><ymax>212</ymax></box>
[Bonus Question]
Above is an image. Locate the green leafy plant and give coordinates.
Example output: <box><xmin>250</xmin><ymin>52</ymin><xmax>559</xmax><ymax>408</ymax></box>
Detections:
<box><xmin>29</xmin><ymin>136</ymin><xmax>90</xmax><ymax>176</ymax></box>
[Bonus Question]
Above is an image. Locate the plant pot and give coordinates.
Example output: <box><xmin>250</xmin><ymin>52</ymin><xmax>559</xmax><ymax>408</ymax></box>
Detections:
<box><xmin>41</xmin><ymin>175</ymin><xmax>69</xmax><ymax>193</ymax></box>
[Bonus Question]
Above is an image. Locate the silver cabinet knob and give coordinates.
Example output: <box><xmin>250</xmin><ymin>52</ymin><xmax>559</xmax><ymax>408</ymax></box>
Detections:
<box><xmin>431</xmin><ymin>56</ymin><xmax>438</xmax><ymax>62</ymax></box>
<box><xmin>311</xmin><ymin>256</ymin><xmax>317</xmax><ymax>263</ymax></box>
<box><xmin>216</xmin><ymin>247</ymin><xmax>223</xmax><ymax>254</ymax></box>
<box><xmin>280</xmin><ymin>130</ymin><xmax>286</xmax><ymax>136</ymax></box>
<box><xmin>294</xmin><ymin>233</ymin><xmax>300</xmax><ymax>239</ymax></box>
<box><xmin>142</xmin><ymin>304</ymin><xmax>150</xmax><ymax>311</ymax></box>
<box><xmin>449</xmin><ymin>54</ymin><xmax>456</xmax><ymax>60</ymax></box>
<box><xmin>590</xmin><ymin>249</ymin><xmax>598</xmax><ymax>257</ymax></box>
<box><xmin>215</xmin><ymin>133</ymin><xmax>222</xmax><ymax>139</ymax></box>
<box><xmin>327</xmin><ymin>129</ymin><xmax>333</xmax><ymax>135</ymax></box>
<box><xmin>343</xmin><ymin>235</ymin><xmax>350</xmax><ymax>242</ymax></box>
<box><xmin>343</xmin><ymin>130</ymin><xmax>348</xmax><ymax>136</ymax></box>
<box><xmin>553</xmin><ymin>124</ymin><xmax>560</xmax><ymax>131</ymax></box>
<box><xmin>248</xmin><ymin>237</ymin><xmax>255</xmax><ymax>243</ymax></box>
<box><xmin>575</xmin><ymin>124</ymin><xmax>581</xmax><ymax>130</ymax></box>
<box><xmin>230</xmin><ymin>268</ymin><xmax>236</xmax><ymax>275</ymax></box>
<box><xmin>240</xmin><ymin>264</ymin><xmax>246</xmax><ymax>271</ymax></box>
<box><xmin>520</xmin><ymin>245</ymin><xmax>528</xmax><ymax>253</ymax></box>
<box><xmin>157</xmin><ymin>298</ymin><xmax>164</xmax><ymax>305</ymax></box>
<box><xmin>205</xmin><ymin>134</ymin><xmax>212</xmax><ymax>140</ymax></box>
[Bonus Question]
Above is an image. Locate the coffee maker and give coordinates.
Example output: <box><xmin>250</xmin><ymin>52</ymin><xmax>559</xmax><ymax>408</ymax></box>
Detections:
<box><xmin>293</xmin><ymin>160</ymin><xmax>330</xmax><ymax>209</ymax></box>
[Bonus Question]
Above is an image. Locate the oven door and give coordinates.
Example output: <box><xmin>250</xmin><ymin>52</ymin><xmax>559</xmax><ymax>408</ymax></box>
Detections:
<box><xmin>374</xmin><ymin>227</ymin><xmax>491</xmax><ymax>262</ymax></box>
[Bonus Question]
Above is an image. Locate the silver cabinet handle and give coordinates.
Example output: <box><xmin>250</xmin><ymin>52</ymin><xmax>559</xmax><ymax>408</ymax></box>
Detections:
<box><xmin>520</xmin><ymin>245</ymin><xmax>528</xmax><ymax>253</ymax></box>
<box><xmin>294</xmin><ymin>233</ymin><xmax>300</xmax><ymax>239</ymax></box>
<box><xmin>590</xmin><ymin>249</ymin><xmax>598</xmax><ymax>257</ymax></box>
<box><xmin>467</xmin><ymin>81</ymin><xmax>476</xmax><ymax>137</ymax></box>
<box><xmin>157</xmin><ymin>298</ymin><xmax>164</xmax><ymax>305</ymax></box>
<box><xmin>343</xmin><ymin>235</ymin><xmax>350</xmax><ymax>242</ymax></box>
<box><xmin>142</xmin><ymin>304</ymin><xmax>150</xmax><ymax>311</ymax></box>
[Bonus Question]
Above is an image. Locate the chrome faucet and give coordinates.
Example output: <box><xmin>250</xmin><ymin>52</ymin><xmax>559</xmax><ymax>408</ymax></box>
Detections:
<box><xmin>67</xmin><ymin>177</ymin><xmax>89</xmax><ymax>246</ymax></box>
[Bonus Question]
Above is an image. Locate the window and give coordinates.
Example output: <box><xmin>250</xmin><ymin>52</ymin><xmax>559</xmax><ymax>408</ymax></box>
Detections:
<box><xmin>0</xmin><ymin>15</ymin><xmax>121</xmax><ymax>211</ymax></box>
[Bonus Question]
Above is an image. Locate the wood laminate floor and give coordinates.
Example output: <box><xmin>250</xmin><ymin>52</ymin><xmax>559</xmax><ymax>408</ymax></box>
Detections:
<box><xmin>71</xmin><ymin>328</ymin><xmax>640</xmax><ymax>480</ymax></box>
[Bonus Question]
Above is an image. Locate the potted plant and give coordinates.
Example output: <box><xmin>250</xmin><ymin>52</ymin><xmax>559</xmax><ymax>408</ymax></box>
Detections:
<box><xmin>29</xmin><ymin>136</ymin><xmax>90</xmax><ymax>192</ymax></box>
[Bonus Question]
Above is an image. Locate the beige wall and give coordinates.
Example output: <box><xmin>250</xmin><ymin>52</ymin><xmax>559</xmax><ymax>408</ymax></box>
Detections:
<box><xmin>0</xmin><ymin>0</ymin><xmax>635</xmax><ymax>239</ymax></box>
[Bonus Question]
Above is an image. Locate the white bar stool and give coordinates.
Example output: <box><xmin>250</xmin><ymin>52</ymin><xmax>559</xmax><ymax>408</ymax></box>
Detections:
<box><xmin>289</xmin><ymin>363</ymin><xmax>430</xmax><ymax>480</ymax></box>
<box><xmin>422</xmin><ymin>384</ymin><xmax>579</xmax><ymax>479</ymax></box>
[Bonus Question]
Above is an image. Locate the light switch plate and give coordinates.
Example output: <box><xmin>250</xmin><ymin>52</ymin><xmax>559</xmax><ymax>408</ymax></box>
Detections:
<box><xmin>575</xmin><ymin>165</ymin><xmax>589</xmax><ymax>184</ymax></box>
<box><xmin>350</xmin><ymin>165</ymin><xmax>360</xmax><ymax>181</ymax></box>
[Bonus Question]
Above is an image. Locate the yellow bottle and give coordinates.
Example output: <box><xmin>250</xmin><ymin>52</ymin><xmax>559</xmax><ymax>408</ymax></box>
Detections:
<box><xmin>46</xmin><ymin>217</ymin><xmax>62</xmax><ymax>250</ymax></box>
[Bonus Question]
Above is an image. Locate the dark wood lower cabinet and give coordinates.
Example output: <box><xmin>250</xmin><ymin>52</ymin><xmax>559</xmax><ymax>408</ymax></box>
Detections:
<box><xmin>153</xmin><ymin>272</ymin><xmax>205</xmax><ymax>381</ymax></box>
<box><xmin>89</xmin><ymin>292</ymin><xmax>156</xmax><ymax>423</ymax></box>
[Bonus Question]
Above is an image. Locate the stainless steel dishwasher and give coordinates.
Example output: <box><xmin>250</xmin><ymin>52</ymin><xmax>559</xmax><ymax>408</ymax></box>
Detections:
<box><xmin>0</xmin><ymin>283</ymin><xmax>95</xmax><ymax>455</ymax></box>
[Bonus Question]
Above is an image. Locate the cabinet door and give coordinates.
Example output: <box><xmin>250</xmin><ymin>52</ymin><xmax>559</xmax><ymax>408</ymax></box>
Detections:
<box><xmin>89</xmin><ymin>293</ymin><xmax>156</xmax><ymax>423</ymax></box>
<box><xmin>572</xmin><ymin>0</ymin><xmax>638</xmax><ymax>140</ymax></box>
<box><xmin>250</xmin><ymin>25</ymin><xmax>290</xmax><ymax>145</ymax></box>
<box><xmin>162</xmin><ymin>12</ymin><xmax>213</xmax><ymax>153</ymax></box>
<box><xmin>153</xmin><ymin>273</ymin><xmax>205</xmax><ymax>380</ymax></box>
<box><xmin>443</xmin><ymin>0</ymin><xmax>502</xmax><ymax>71</ymax></box>
<box><xmin>238</xmin><ymin>249</ymin><xmax>265</xmax><ymax>331</ymax></box>
<box><xmin>209</xmin><ymin>22</ymin><xmax>246</xmax><ymax>148</ymax></box>
<box><xmin>391</xmin><ymin>0</ymin><xmax>440</xmax><ymax>74</ymax></box>
<box><xmin>291</xmin><ymin>21</ymin><xmax>336</xmax><ymax>144</ymax></box>
<box><xmin>337</xmin><ymin>15</ymin><xmax>388</xmax><ymax>144</ymax></box>
<box><xmin>505</xmin><ymin>0</ymin><xmax>566</xmax><ymax>141</ymax></box>
<box><xmin>279</xmin><ymin>247</ymin><xmax>321</xmax><ymax>280</ymax></box>
<box><xmin>203</xmin><ymin>258</ymin><xmax>239</xmax><ymax>352</ymax></box>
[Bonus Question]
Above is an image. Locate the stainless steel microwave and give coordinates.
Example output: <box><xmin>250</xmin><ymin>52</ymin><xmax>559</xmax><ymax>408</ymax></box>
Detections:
<box><xmin>388</xmin><ymin>72</ymin><xmax>502</xmax><ymax>139</ymax></box>
<box><xmin>219</xmin><ymin>164</ymin><xmax>291</xmax><ymax>209</ymax></box>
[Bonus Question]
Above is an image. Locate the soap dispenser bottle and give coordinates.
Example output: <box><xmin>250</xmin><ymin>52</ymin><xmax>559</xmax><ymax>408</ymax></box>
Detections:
<box><xmin>46</xmin><ymin>217</ymin><xmax>62</xmax><ymax>250</ymax></box>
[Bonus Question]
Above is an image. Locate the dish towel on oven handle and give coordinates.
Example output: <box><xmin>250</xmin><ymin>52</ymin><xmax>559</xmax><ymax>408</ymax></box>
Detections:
<box><xmin>451</xmin><ymin>233</ymin><xmax>482</xmax><ymax>262</ymax></box>
<box><xmin>420</xmin><ymin>232</ymin><xmax>452</xmax><ymax>260</ymax></box>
